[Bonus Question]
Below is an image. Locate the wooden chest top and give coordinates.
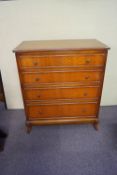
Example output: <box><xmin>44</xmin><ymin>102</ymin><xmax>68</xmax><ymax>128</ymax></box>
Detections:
<box><xmin>13</xmin><ymin>39</ymin><xmax>109</xmax><ymax>53</ymax></box>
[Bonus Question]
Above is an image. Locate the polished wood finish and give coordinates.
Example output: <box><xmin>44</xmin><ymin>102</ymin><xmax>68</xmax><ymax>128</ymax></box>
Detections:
<box><xmin>23</xmin><ymin>86</ymin><xmax>100</xmax><ymax>101</ymax></box>
<box><xmin>26</xmin><ymin>102</ymin><xmax>97</xmax><ymax>119</ymax></box>
<box><xmin>18</xmin><ymin>54</ymin><xmax>105</xmax><ymax>68</ymax></box>
<box><xmin>14</xmin><ymin>39</ymin><xmax>109</xmax><ymax>132</ymax></box>
<box><xmin>21</xmin><ymin>71</ymin><xmax>102</xmax><ymax>84</ymax></box>
<box><xmin>13</xmin><ymin>39</ymin><xmax>109</xmax><ymax>52</ymax></box>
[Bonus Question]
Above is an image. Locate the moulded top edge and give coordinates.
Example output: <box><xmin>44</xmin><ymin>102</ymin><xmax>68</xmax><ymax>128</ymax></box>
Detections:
<box><xmin>13</xmin><ymin>39</ymin><xmax>110</xmax><ymax>53</ymax></box>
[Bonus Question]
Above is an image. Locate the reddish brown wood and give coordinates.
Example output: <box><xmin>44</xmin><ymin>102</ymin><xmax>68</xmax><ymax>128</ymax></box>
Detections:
<box><xmin>26</xmin><ymin>102</ymin><xmax>97</xmax><ymax>119</ymax></box>
<box><xmin>18</xmin><ymin>54</ymin><xmax>106</xmax><ymax>68</ymax></box>
<box><xmin>26</xmin><ymin>118</ymin><xmax>98</xmax><ymax>126</ymax></box>
<box><xmin>20</xmin><ymin>71</ymin><xmax>103</xmax><ymax>84</ymax></box>
<box><xmin>13</xmin><ymin>39</ymin><xmax>109</xmax><ymax>52</ymax></box>
<box><xmin>14</xmin><ymin>39</ymin><xmax>109</xmax><ymax>132</ymax></box>
<box><xmin>23</xmin><ymin>86</ymin><xmax>100</xmax><ymax>101</ymax></box>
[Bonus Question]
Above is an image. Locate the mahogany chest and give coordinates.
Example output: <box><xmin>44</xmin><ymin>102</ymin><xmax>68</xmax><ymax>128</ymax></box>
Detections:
<box><xmin>13</xmin><ymin>39</ymin><xmax>109</xmax><ymax>132</ymax></box>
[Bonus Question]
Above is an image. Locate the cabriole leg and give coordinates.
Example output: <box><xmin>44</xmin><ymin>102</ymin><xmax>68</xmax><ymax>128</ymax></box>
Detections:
<box><xmin>26</xmin><ymin>123</ymin><xmax>32</xmax><ymax>133</ymax></box>
<box><xmin>93</xmin><ymin>122</ymin><xmax>99</xmax><ymax>131</ymax></box>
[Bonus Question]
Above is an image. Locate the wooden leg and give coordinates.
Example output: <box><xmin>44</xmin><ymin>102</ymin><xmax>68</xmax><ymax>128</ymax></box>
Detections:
<box><xmin>26</xmin><ymin>124</ymin><xmax>32</xmax><ymax>133</ymax></box>
<box><xmin>93</xmin><ymin>122</ymin><xmax>99</xmax><ymax>131</ymax></box>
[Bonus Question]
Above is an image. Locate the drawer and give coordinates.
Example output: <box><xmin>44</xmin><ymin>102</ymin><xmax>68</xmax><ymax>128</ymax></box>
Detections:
<box><xmin>21</xmin><ymin>71</ymin><xmax>102</xmax><ymax>84</ymax></box>
<box><xmin>18</xmin><ymin>54</ymin><xmax>105</xmax><ymax>68</ymax></box>
<box><xmin>23</xmin><ymin>86</ymin><xmax>100</xmax><ymax>100</ymax></box>
<box><xmin>26</xmin><ymin>103</ymin><xmax>97</xmax><ymax>119</ymax></box>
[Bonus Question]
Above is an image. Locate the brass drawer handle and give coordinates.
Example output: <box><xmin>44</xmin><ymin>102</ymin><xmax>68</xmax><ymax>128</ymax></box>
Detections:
<box><xmin>37</xmin><ymin>95</ymin><xmax>41</xmax><ymax>98</ymax></box>
<box><xmin>85</xmin><ymin>76</ymin><xmax>90</xmax><ymax>80</ymax></box>
<box><xmin>35</xmin><ymin>78</ymin><xmax>40</xmax><ymax>82</ymax></box>
<box><xmin>85</xmin><ymin>59</ymin><xmax>91</xmax><ymax>64</ymax></box>
<box><xmin>84</xmin><ymin>92</ymin><xmax>88</xmax><ymax>96</ymax></box>
<box><xmin>38</xmin><ymin>111</ymin><xmax>42</xmax><ymax>115</ymax></box>
<box><xmin>33</xmin><ymin>62</ymin><xmax>38</xmax><ymax>66</ymax></box>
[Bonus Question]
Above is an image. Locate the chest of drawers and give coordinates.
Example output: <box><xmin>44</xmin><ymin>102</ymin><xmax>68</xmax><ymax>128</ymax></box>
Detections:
<box><xmin>13</xmin><ymin>39</ymin><xmax>109</xmax><ymax>133</ymax></box>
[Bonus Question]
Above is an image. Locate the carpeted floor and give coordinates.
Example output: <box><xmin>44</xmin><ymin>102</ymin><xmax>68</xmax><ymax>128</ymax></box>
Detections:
<box><xmin>0</xmin><ymin>102</ymin><xmax>5</xmax><ymax>110</ymax></box>
<box><xmin>0</xmin><ymin>106</ymin><xmax>117</xmax><ymax>175</ymax></box>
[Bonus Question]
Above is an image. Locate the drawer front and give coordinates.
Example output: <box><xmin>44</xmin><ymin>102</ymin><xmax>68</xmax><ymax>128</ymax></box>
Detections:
<box><xmin>21</xmin><ymin>71</ymin><xmax>102</xmax><ymax>84</ymax></box>
<box><xmin>23</xmin><ymin>87</ymin><xmax>100</xmax><ymax>100</ymax></box>
<box><xmin>26</xmin><ymin>103</ymin><xmax>97</xmax><ymax>119</ymax></box>
<box><xmin>19</xmin><ymin>54</ymin><xmax>105</xmax><ymax>68</ymax></box>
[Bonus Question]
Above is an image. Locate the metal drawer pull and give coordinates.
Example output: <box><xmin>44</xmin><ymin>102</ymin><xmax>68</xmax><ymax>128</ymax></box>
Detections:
<box><xmin>37</xmin><ymin>95</ymin><xmax>41</xmax><ymax>98</ymax></box>
<box><xmin>85</xmin><ymin>76</ymin><xmax>90</xmax><ymax>80</ymax></box>
<box><xmin>84</xmin><ymin>92</ymin><xmax>88</xmax><ymax>96</ymax></box>
<box><xmin>38</xmin><ymin>111</ymin><xmax>42</xmax><ymax>115</ymax></box>
<box><xmin>34</xmin><ymin>62</ymin><xmax>38</xmax><ymax>66</ymax></box>
<box><xmin>85</xmin><ymin>59</ymin><xmax>91</xmax><ymax>64</ymax></box>
<box><xmin>35</xmin><ymin>78</ymin><xmax>40</xmax><ymax>82</ymax></box>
